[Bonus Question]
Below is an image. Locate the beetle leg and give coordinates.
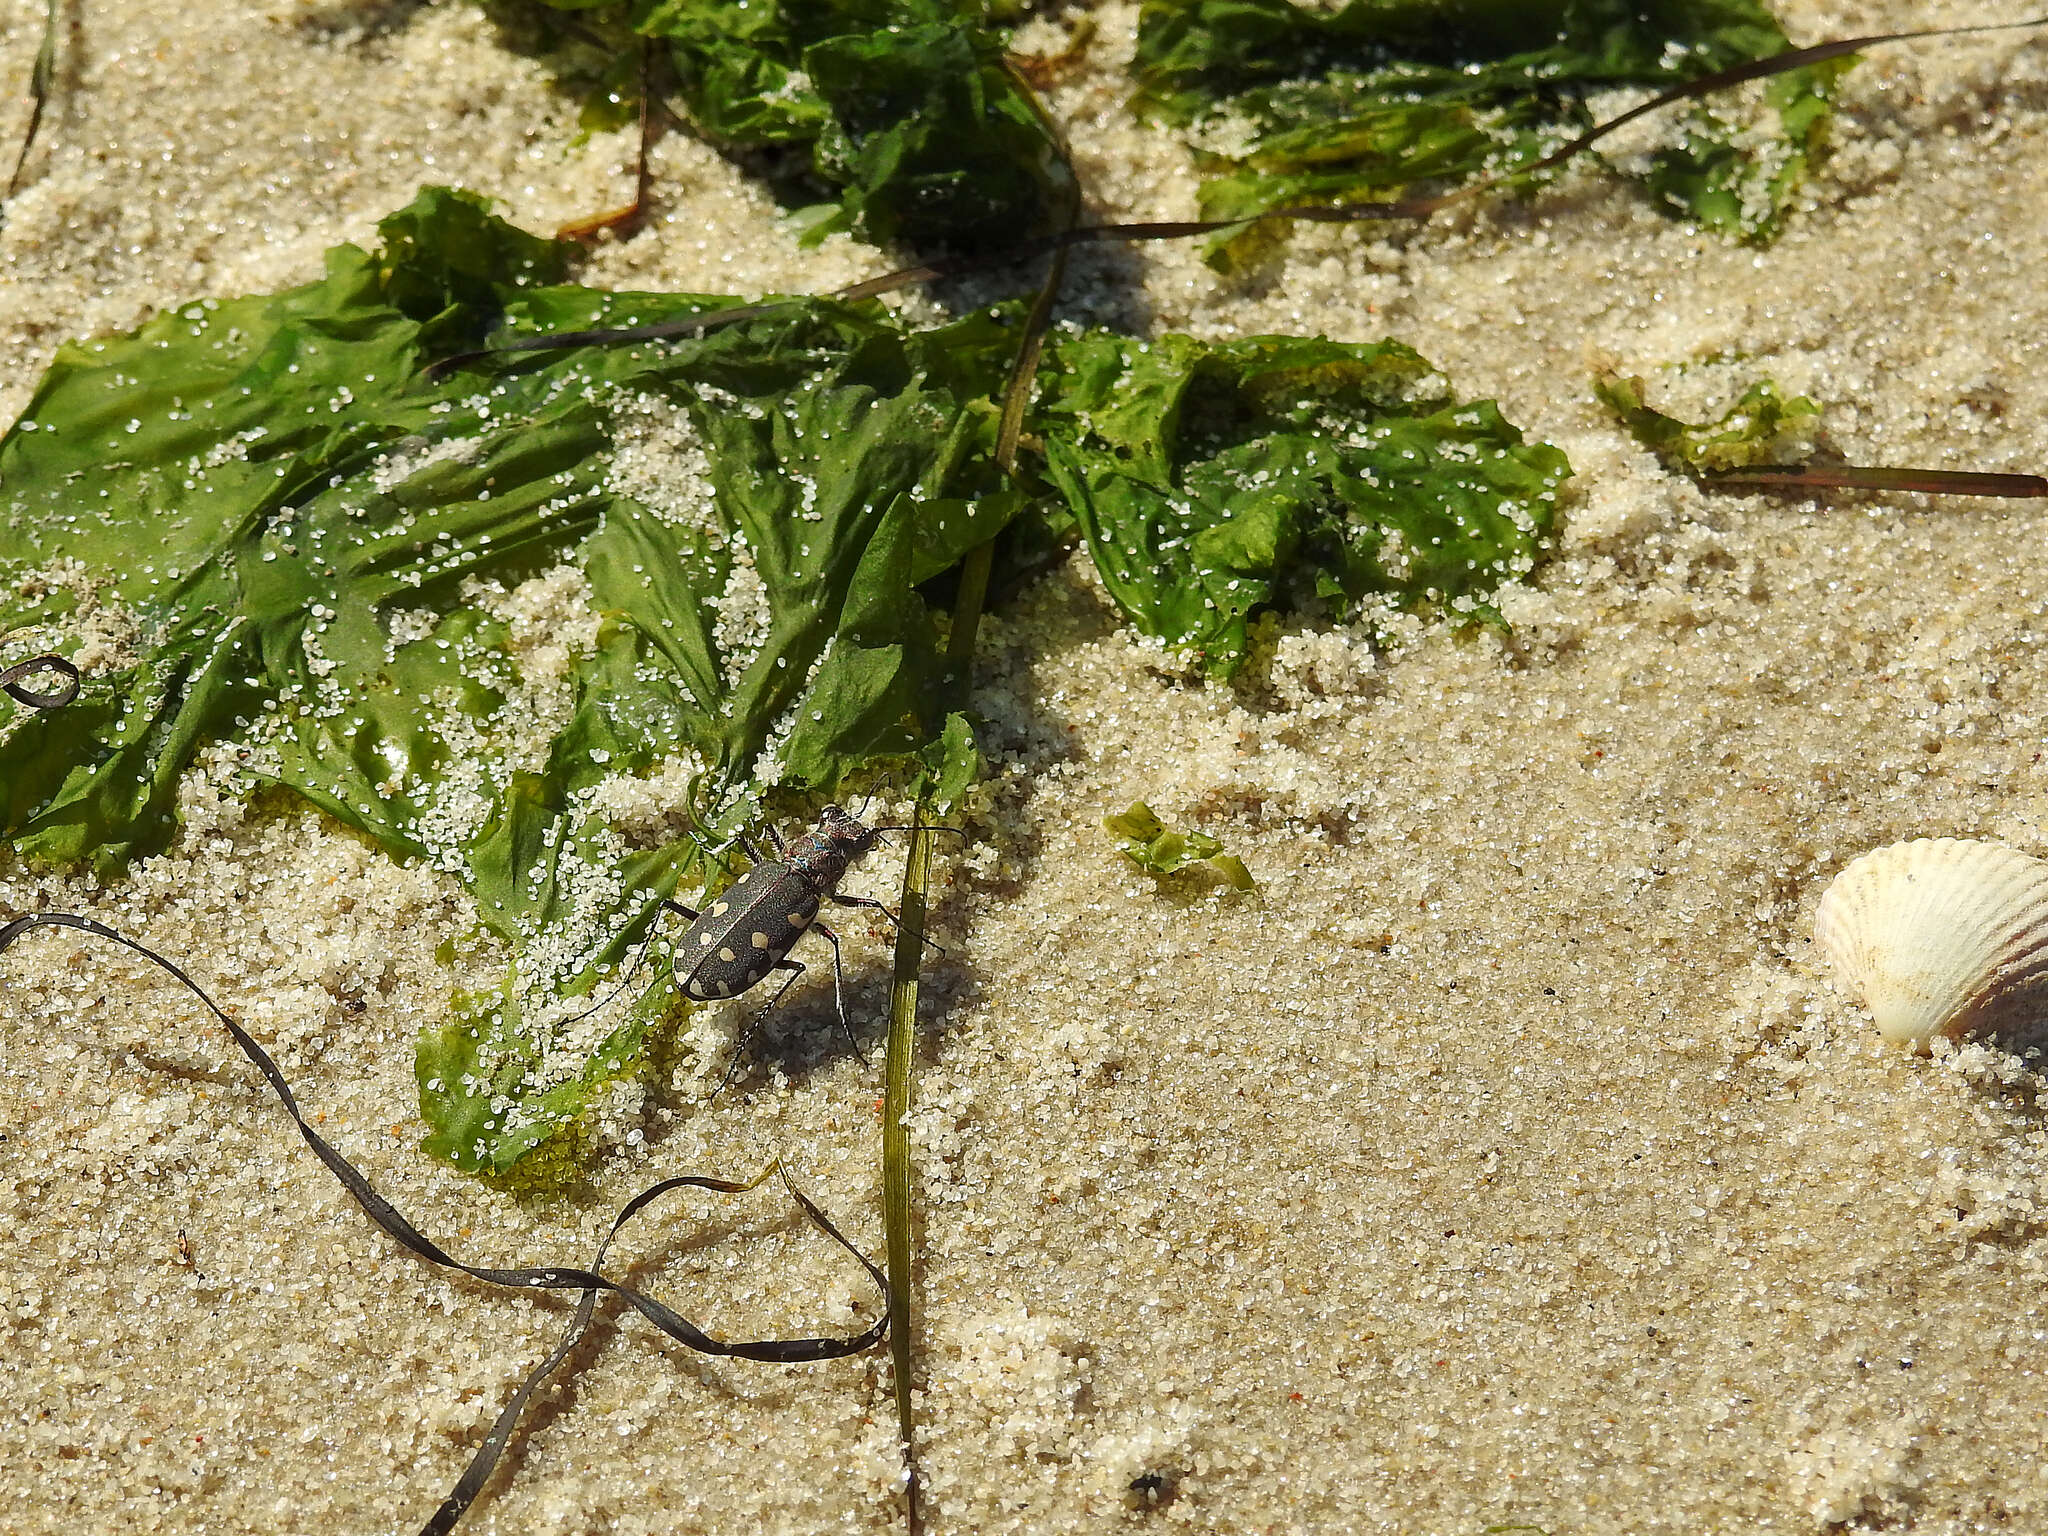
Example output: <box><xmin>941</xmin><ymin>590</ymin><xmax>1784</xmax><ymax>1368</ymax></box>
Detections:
<box><xmin>682</xmin><ymin>819</ymin><xmax>773</xmax><ymax>877</ymax></box>
<box><xmin>808</xmin><ymin>920</ymin><xmax>868</xmax><ymax>1064</ymax></box>
<box><xmin>712</xmin><ymin>956</ymin><xmax>807</xmax><ymax>1097</ymax></box>
<box><xmin>660</xmin><ymin>898</ymin><xmax>701</xmax><ymax>922</ymax></box>
<box><xmin>821</xmin><ymin>894</ymin><xmax>947</xmax><ymax>957</ymax></box>
<box><xmin>823</xmin><ymin>892</ymin><xmax>892</xmax><ymax>916</ymax></box>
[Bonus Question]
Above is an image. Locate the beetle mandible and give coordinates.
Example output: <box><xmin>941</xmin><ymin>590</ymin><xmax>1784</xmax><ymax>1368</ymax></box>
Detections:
<box><xmin>661</xmin><ymin>804</ymin><xmax>952</xmax><ymax>1081</ymax></box>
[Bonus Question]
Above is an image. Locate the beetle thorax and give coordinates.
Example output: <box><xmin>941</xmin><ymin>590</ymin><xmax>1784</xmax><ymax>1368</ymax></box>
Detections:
<box><xmin>780</xmin><ymin>804</ymin><xmax>878</xmax><ymax>895</ymax></box>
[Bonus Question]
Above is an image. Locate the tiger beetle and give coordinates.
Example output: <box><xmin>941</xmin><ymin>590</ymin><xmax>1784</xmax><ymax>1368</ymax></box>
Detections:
<box><xmin>660</xmin><ymin>804</ymin><xmax>959</xmax><ymax>1088</ymax></box>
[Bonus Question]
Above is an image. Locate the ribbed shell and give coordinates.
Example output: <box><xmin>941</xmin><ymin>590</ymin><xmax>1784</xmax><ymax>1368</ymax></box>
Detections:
<box><xmin>1814</xmin><ymin>838</ymin><xmax>2048</xmax><ymax>1051</ymax></box>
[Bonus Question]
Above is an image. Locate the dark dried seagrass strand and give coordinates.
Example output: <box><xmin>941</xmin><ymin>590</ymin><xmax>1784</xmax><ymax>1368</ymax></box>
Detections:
<box><xmin>0</xmin><ymin>912</ymin><xmax>888</xmax><ymax>1533</ymax></box>
<box><xmin>0</xmin><ymin>653</ymin><xmax>79</xmax><ymax>710</ymax></box>
<box><xmin>418</xmin><ymin>1162</ymin><xmax>877</xmax><ymax>1536</ymax></box>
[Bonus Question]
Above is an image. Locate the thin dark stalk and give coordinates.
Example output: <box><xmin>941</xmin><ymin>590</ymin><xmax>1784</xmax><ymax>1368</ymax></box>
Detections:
<box><xmin>556</xmin><ymin>36</ymin><xmax>659</xmax><ymax>242</ymax></box>
<box><xmin>886</xmin><ymin>80</ymin><xmax>1078</xmax><ymax>1522</ymax></box>
<box><xmin>6</xmin><ymin>0</ymin><xmax>58</xmax><ymax>201</ymax></box>
<box><xmin>1704</xmin><ymin>465</ymin><xmax>2048</xmax><ymax>498</ymax></box>
<box><xmin>882</xmin><ymin>812</ymin><xmax>934</xmax><ymax>1533</ymax></box>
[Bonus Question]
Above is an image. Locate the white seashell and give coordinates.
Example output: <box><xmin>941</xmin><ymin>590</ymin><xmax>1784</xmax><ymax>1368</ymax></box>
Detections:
<box><xmin>1814</xmin><ymin>838</ymin><xmax>2048</xmax><ymax>1052</ymax></box>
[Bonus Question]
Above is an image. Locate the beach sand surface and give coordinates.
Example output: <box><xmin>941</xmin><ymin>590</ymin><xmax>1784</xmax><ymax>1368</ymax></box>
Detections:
<box><xmin>3</xmin><ymin>2</ymin><xmax>2048</xmax><ymax>1531</ymax></box>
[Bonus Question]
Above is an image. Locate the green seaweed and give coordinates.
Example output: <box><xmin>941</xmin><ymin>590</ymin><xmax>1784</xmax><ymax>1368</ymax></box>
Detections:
<box><xmin>1032</xmin><ymin>330</ymin><xmax>1570</xmax><ymax>676</ymax></box>
<box><xmin>1595</xmin><ymin>369</ymin><xmax>1821</xmax><ymax>473</ymax></box>
<box><xmin>489</xmin><ymin>0</ymin><xmax>1075</xmax><ymax>251</ymax></box>
<box><xmin>0</xmin><ymin>188</ymin><xmax>1019</xmax><ymax>1170</ymax></box>
<box><xmin>0</xmin><ymin>190</ymin><xmax>1569</xmax><ymax>1170</ymax></box>
<box><xmin>1131</xmin><ymin>0</ymin><xmax>1848</xmax><ymax>268</ymax></box>
<box><xmin>1106</xmin><ymin>801</ymin><xmax>1255</xmax><ymax>890</ymax></box>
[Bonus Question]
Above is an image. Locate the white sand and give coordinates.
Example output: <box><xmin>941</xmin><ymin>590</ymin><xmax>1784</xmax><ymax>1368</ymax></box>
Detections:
<box><xmin>4</xmin><ymin>2</ymin><xmax>2048</xmax><ymax>1532</ymax></box>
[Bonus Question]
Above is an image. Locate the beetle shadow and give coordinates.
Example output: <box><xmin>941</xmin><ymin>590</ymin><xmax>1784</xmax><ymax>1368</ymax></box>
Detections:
<box><xmin>706</xmin><ymin>927</ymin><xmax>985</xmax><ymax>1091</ymax></box>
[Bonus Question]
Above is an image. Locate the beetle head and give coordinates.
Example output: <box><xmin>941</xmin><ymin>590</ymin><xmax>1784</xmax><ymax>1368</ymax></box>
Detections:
<box><xmin>818</xmin><ymin>803</ymin><xmax>879</xmax><ymax>858</ymax></box>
